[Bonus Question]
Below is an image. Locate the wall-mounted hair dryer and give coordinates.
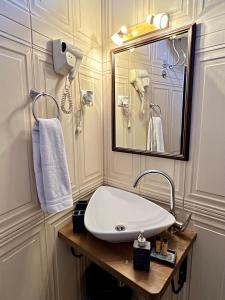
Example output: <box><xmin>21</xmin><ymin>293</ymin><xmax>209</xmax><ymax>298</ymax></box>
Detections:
<box><xmin>53</xmin><ymin>39</ymin><xmax>83</xmax><ymax>114</ymax></box>
<box><xmin>53</xmin><ymin>39</ymin><xmax>83</xmax><ymax>81</ymax></box>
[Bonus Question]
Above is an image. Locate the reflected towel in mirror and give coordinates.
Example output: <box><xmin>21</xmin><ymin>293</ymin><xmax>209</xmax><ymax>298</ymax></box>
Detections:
<box><xmin>147</xmin><ymin>117</ymin><xmax>165</xmax><ymax>152</ymax></box>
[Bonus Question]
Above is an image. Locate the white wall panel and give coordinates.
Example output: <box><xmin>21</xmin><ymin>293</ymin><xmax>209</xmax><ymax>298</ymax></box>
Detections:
<box><xmin>0</xmin><ymin>34</ymin><xmax>42</xmax><ymax>234</ymax></box>
<box><xmin>0</xmin><ymin>224</ymin><xmax>49</xmax><ymax>300</ymax></box>
<box><xmin>149</xmin><ymin>0</ymin><xmax>195</xmax><ymax>26</ymax></box>
<box><xmin>30</xmin><ymin>0</ymin><xmax>74</xmax><ymax>39</ymax></box>
<box><xmin>189</xmin><ymin>224</ymin><xmax>225</xmax><ymax>300</ymax></box>
<box><xmin>196</xmin><ymin>0</ymin><xmax>225</xmax><ymax>21</ymax></box>
<box><xmin>0</xmin><ymin>1</ymin><xmax>103</xmax><ymax>299</ymax></box>
<box><xmin>0</xmin><ymin>14</ymin><xmax>31</xmax><ymax>44</ymax></box>
<box><xmin>74</xmin><ymin>0</ymin><xmax>101</xmax><ymax>46</ymax></box>
<box><xmin>185</xmin><ymin>48</ymin><xmax>225</xmax><ymax>220</ymax></box>
<box><xmin>76</xmin><ymin>70</ymin><xmax>103</xmax><ymax>194</ymax></box>
<box><xmin>0</xmin><ymin>0</ymin><xmax>30</xmax><ymax>28</ymax></box>
<box><xmin>45</xmin><ymin>210</ymin><xmax>89</xmax><ymax>300</ymax></box>
<box><xmin>195</xmin><ymin>61</ymin><xmax>225</xmax><ymax>196</ymax></box>
<box><xmin>107</xmin><ymin>0</ymin><xmax>138</xmax><ymax>38</ymax></box>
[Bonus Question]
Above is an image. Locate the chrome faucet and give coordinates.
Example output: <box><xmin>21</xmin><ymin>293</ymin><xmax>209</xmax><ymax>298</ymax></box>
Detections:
<box><xmin>133</xmin><ymin>169</ymin><xmax>192</xmax><ymax>232</ymax></box>
<box><xmin>133</xmin><ymin>169</ymin><xmax>176</xmax><ymax>216</ymax></box>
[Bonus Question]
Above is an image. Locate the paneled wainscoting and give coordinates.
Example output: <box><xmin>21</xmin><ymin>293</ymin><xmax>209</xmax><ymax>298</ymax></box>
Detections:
<box><xmin>0</xmin><ymin>0</ymin><xmax>225</xmax><ymax>300</ymax></box>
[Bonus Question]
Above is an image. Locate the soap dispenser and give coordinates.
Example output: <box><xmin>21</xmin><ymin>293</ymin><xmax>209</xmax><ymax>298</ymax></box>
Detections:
<box><xmin>133</xmin><ymin>231</ymin><xmax>151</xmax><ymax>272</ymax></box>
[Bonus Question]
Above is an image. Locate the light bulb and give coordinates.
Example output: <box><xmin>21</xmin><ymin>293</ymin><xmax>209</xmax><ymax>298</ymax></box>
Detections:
<box><xmin>129</xmin><ymin>47</ymin><xmax>135</xmax><ymax>53</ymax></box>
<box><xmin>131</xmin><ymin>30</ymin><xmax>138</xmax><ymax>37</ymax></box>
<box><xmin>153</xmin><ymin>13</ymin><xmax>169</xmax><ymax>29</ymax></box>
<box><xmin>120</xmin><ymin>25</ymin><xmax>128</xmax><ymax>34</ymax></box>
<box><xmin>146</xmin><ymin>15</ymin><xmax>154</xmax><ymax>24</ymax></box>
<box><xmin>111</xmin><ymin>33</ymin><xmax>123</xmax><ymax>46</ymax></box>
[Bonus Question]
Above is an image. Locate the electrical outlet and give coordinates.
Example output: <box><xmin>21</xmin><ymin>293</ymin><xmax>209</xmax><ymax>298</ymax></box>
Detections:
<box><xmin>81</xmin><ymin>90</ymin><xmax>94</xmax><ymax>106</ymax></box>
<box><xmin>118</xmin><ymin>96</ymin><xmax>129</xmax><ymax>106</ymax></box>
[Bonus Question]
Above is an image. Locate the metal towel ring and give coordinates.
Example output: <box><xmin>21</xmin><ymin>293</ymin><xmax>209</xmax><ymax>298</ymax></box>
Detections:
<box><xmin>150</xmin><ymin>103</ymin><xmax>161</xmax><ymax>117</ymax></box>
<box><xmin>30</xmin><ymin>89</ymin><xmax>61</xmax><ymax>122</ymax></box>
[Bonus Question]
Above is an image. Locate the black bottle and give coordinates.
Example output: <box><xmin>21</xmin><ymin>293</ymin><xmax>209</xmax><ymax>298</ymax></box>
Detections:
<box><xmin>133</xmin><ymin>231</ymin><xmax>151</xmax><ymax>272</ymax></box>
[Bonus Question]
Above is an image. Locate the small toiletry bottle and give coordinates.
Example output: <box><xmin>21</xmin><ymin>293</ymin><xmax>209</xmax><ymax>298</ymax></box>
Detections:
<box><xmin>162</xmin><ymin>238</ymin><xmax>168</xmax><ymax>256</ymax></box>
<box><xmin>133</xmin><ymin>231</ymin><xmax>151</xmax><ymax>272</ymax></box>
<box><xmin>155</xmin><ymin>236</ymin><xmax>161</xmax><ymax>253</ymax></box>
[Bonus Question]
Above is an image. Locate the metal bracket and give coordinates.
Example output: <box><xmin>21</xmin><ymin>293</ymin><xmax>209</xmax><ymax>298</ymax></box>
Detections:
<box><xmin>171</xmin><ymin>256</ymin><xmax>188</xmax><ymax>294</ymax></box>
<box><xmin>30</xmin><ymin>89</ymin><xmax>44</xmax><ymax>99</ymax></box>
<box><xmin>71</xmin><ymin>247</ymin><xmax>83</xmax><ymax>258</ymax></box>
<box><xmin>173</xmin><ymin>212</ymin><xmax>192</xmax><ymax>232</ymax></box>
<box><xmin>80</xmin><ymin>90</ymin><xmax>94</xmax><ymax>106</ymax></box>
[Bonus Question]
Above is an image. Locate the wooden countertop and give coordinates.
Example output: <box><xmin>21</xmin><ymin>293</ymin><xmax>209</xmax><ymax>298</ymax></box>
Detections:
<box><xmin>58</xmin><ymin>223</ymin><xmax>196</xmax><ymax>299</ymax></box>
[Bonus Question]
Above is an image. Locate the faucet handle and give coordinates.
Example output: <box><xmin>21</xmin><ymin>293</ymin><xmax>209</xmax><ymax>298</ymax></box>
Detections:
<box><xmin>170</xmin><ymin>210</ymin><xmax>176</xmax><ymax>218</ymax></box>
<box><xmin>173</xmin><ymin>212</ymin><xmax>192</xmax><ymax>232</ymax></box>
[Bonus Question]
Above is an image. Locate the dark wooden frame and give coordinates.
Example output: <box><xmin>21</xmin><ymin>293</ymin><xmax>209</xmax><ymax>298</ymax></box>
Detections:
<box><xmin>111</xmin><ymin>23</ymin><xmax>196</xmax><ymax>161</ymax></box>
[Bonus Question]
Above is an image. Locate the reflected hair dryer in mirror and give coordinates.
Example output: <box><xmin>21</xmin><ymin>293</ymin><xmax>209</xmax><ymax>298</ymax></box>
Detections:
<box><xmin>129</xmin><ymin>69</ymin><xmax>149</xmax><ymax>114</ymax></box>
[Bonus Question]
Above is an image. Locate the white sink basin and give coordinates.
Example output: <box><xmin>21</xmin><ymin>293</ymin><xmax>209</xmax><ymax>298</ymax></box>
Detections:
<box><xmin>84</xmin><ymin>186</ymin><xmax>175</xmax><ymax>242</ymax></box>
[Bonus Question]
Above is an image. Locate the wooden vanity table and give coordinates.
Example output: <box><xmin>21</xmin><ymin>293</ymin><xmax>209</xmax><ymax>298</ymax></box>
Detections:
<box><xmin>58</xmin><ymin>223</ymin><xmax>196</xmax><ymax>299</ymax></box>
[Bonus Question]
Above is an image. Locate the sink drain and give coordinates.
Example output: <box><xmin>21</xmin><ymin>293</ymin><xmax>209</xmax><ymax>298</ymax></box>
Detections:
<box><xmin>115</xmin><ymin>225</ymin><xmax>126</xmax><ymax>231</ymax></box>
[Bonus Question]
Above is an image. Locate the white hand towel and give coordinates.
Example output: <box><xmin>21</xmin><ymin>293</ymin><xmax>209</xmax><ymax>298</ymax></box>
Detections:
<box><xmin>154</xmin><ymin>117</ymin><xmax>165</xmax><ymax>152</ymax></box>
<box><xmin>147</xmin><ymin>117</ymin><xmax>153</xmax><ymax>151</ymax></box>
<box><xmin>147</xmin><ymin>117</ymin><xmax>165</xmax><ymax>152</ymax></box>
<box><xmin>32</xmin><ymin>118</ymin><xmax>73</xmax><ymax>213</ymax></box>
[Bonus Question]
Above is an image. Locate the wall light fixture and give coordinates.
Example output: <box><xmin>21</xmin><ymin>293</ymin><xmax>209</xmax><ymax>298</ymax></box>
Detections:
<box><xmin>111</xmin><ymin>13</ymin><xmax>169</xmax><ymax>46</ymax></box>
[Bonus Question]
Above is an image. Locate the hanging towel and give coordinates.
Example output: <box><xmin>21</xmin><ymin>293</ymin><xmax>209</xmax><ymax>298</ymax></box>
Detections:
<box><xmin>147</xmin><ymin>116</ymin><xmax>165</xmax><ymax>152</ymax></box>
<box><xmin>32</xmin><ymin>118</ymin><xmax>73</xmax><ymax>213</ymax></box>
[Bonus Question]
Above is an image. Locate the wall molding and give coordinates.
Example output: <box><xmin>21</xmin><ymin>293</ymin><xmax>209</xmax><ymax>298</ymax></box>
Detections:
<box><xmin>0</xmin><ymin>0</ymin><xmax>30</xmax><ymax>28</ymax></box>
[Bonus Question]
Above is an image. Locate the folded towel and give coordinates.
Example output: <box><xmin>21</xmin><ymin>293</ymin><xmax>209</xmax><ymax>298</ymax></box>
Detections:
<box><xmin>32</xmin><ymin>118</ymin><xmax>73</xmax><ymax>213</ymax></box>
<box><xmin>147</xmin><ymin>116</ymin><xmax>165</xmax><ymax>152</ymax></box>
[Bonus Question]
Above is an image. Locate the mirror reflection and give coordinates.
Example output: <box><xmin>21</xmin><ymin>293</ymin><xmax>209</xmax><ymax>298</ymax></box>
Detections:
<box><xmin>114</xmin><ymin>32</ymin><xmax>188</xmax><ymax>155</ymax></box>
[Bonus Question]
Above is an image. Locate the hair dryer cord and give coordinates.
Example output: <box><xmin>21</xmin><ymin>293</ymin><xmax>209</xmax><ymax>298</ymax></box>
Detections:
<box><xmin>61</xmin><ymin>76</ymin><xmax>73</xmax><ymax>114</ymax></box>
